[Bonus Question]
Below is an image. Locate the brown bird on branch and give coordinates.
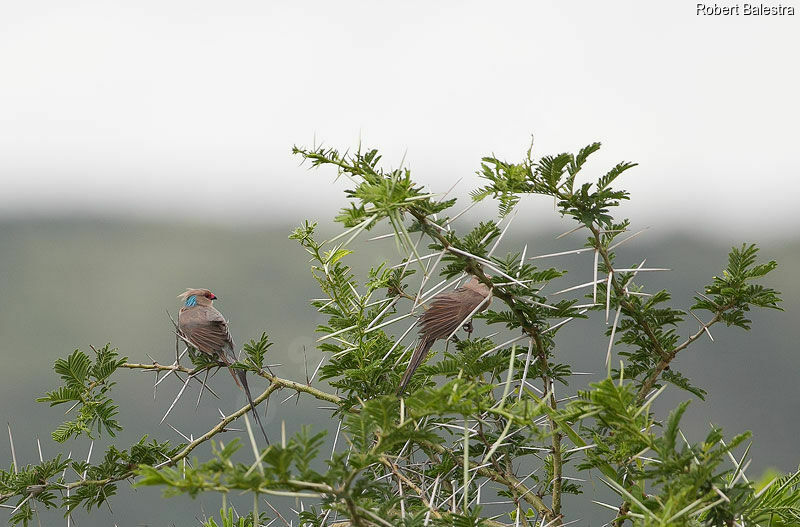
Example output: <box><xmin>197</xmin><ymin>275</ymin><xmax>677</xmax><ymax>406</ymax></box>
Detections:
<box><xmin>397</xmin><ymin>277</ymin><xmax>492</xmax><ymax>394</ymax></box>
<box><xmin>177</xmin><ymin>288</ymin><xmax>269</xmax><ymax>444</ymax></box>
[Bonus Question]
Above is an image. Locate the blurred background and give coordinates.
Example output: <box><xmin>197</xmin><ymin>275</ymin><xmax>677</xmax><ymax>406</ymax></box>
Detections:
<box><xmin>0</xmin><ymin>1</ymin><xmax>797</xmax><ymax>525</ymax></box>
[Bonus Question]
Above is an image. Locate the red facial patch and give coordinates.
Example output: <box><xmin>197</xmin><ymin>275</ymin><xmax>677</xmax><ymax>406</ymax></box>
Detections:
<box><xmin>206</xmin><ymin>292</ymin><xmax>216</xmax><ymax>300</ymax></box>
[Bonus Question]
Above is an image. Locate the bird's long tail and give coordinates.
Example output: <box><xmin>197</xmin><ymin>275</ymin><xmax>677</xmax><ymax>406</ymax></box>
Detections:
<box><xmin>230</xmin><ymin>367</ymin><xmax>270</xmax><ymax>445</ymax></box>
<box><xmin>397</xmin><ymin>337</ymin><xmax>435</xmax><ymax>395</ymax></box>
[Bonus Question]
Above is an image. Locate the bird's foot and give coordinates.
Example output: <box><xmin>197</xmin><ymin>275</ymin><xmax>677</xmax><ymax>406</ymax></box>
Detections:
<box><xmin>462</xmin><ymin>321</ymin><xmax>474</xmax><ymax>340</ymax></box>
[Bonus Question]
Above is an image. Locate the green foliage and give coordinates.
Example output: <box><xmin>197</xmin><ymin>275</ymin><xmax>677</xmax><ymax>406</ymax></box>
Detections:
<box><xmin>282</xmin><ymin>140</ymin><xmax>787</xmax><ymax>526</ymax></box>
<box><xmin>65</xmin><ymin>436</ymin><xmax>182</xmax><ymax>513</ymax></box>
<box><xmin>237</xmin><ymin>333</ymin><xmax>273</xmax><ymax>372</ymax></box>
<box><xmin>36</xmin><ymin>344</ymin><xmax>127</xmax><ymax>442</ymax></box>
<box><xmin>566</xmin><ymin>379</ymin><xmax>758</xmax><ymax>523</ymax></box>
<box><xmin>742</xmin><ymin>468</ymin><xmax>800</xmax><ymax>524</ymax></box>
<box><xmin>0</xmin><ymin>455</ymin><xmax>68</xmax><ymax>525</ymax></box>
<box><xmin>609</xmin><ymin>288</ymin><xmax>695</xmax><ymax>396</ymax></box>
<box><xmin>0</xmin><ymin>436</ymin><xmax>181</xmax><ymax>526</ymax></box>
<box><xmin>471</xmin><ymin>142</ymin><xmax>636</xmax><ymax>226</ymax></box>
<box><xmin>203</xmin><ymin>507</ymin><xmax>268</xmax><ymax>527</ymax></box>
<box><xmin>4</xmin><ymin>138</ymin><xmax>792</xmax><ymax>527</ymax></box>
<box><xmin>203</xmin><ymin>508</ymin><xmax>262</xmax><ymax>527</ymax></box>
<box><xmin>694</xmin><ymin>243</ymin><xmax>783</xmax><ymax>329</ymax></box>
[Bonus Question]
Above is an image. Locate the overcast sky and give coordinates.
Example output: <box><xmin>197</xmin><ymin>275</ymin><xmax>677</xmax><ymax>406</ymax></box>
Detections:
<box><xmin>1</xmin><ymin>1</ymin><xmax>797</xmax><ymax>237</ymax></box>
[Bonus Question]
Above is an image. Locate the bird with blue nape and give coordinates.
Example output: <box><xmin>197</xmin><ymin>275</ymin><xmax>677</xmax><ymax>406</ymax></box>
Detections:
<box><xmin>176</xmin><ymin>288</ymin><xmax>269</xmax><ymax>444</ymax></box>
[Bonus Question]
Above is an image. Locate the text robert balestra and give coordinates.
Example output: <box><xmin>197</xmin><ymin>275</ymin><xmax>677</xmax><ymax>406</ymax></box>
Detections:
<box><xmin>697</xmin><ymin>3</ymin><xmax>795</xmax><ymax>14</ymax></box>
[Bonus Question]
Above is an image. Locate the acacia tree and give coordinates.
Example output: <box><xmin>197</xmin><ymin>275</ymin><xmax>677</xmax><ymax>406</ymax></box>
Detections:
<box><xmin>2</xmin><ymin>139</ymin><xmax>797</xmax><ymax>527</ymax></box>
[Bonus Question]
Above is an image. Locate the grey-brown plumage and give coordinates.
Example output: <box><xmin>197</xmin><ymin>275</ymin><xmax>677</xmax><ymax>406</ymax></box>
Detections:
<box><xmin>397</xmin><ymin>277</ymin><xmax>492</xmax><ymax>394</ymax></box>
<box><xmin>177</xmin><ymin>288</ymin><xmax>269</xmax><ymax>444</ymax></box>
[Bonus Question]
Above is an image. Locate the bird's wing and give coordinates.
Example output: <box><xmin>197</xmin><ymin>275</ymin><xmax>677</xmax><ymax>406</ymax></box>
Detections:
<box><xmin>179</xmin><ymin>306</ymin><xmax>235</xmax><ymax>363</ymax></box>
<box><xmin>398</xmin><ymin>287</ymin><xmax>487</xmax><ymax>394</ymax></box>
<box><xmin>418</xmin><ymin>288</ymin><xmax>487</xmax><ymax>340</ymax></box>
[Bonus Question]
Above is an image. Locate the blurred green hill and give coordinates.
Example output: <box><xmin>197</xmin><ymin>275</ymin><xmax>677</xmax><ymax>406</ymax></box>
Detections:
<box><xmin>0</xmin><ymin>219</ymin><xmax>797</xmax><ymax>526</ymax></box>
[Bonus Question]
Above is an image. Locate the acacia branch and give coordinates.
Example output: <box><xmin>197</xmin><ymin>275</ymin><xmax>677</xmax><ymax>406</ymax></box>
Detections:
<box><xmin>123</xmin><ymin>360</ymin><xmax>544</xmax><ymax>521</ymax></box>
<box><xmin>590</xmin><ymin>224</ymin><xmax>735</xmax><ymax>524</ymax></box>
<box><xmin>60</xmin><ymin>382</ymin><xmax>282</xmax><ymax>494</ymax></box>
<box><xmin>588</xmin><ymin>224</ymin><xmax>736</xmax><ymax>405</ymax></box>
<box><xmin>380</xmin><ymin>457</ymin><xmax>442</xmax><ymax>520</ymax></box>
<box><xmin>19</xmin><ymin>361</ymin><xmax>340</xmax><ymax>499</ymax></box>
<box><xmin>160</xmin><ymin>382</ymin><xmax>281</xmax><ymax>467</ymax></box>
<box><xmin>635</xmin><ymin>311</ymin><xmax>724</xmax><ymax>404</ymax></box>
<box><xmin>533</xmin><ymin>332</ymin><xmax>562</xmax><ymax>522</ymax></box>
<box><xmin>122</xmin><ymin>362</ymin><xmax>342</xmax><ymax>404</ymax></box>
<box><xmin>589</xmin><ymin>226</ymin><xmax>669</xmax><ymax>363</ymax></box>
<box><xmin>407</xmin><ymin>207</ymin><xmax>561</xmax><ymax>523</ymax></box>
<box><xmin>419</xmin><ymin>438</ymin><xmax>554</xmax><ymax>521</ymax></box>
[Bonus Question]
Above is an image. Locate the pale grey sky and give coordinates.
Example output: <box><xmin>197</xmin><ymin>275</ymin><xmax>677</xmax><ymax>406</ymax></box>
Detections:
<box><xmin>1</xmin><ymin>1</ymin><xmax>797</xmax><ymax>236</ymax></box>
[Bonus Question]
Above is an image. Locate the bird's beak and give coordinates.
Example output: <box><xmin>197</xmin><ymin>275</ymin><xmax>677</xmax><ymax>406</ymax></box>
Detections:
<box><xmin>210</xmin><ymin>294</ymin><xmax>218</xmax><ymax>300</ymax></box>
